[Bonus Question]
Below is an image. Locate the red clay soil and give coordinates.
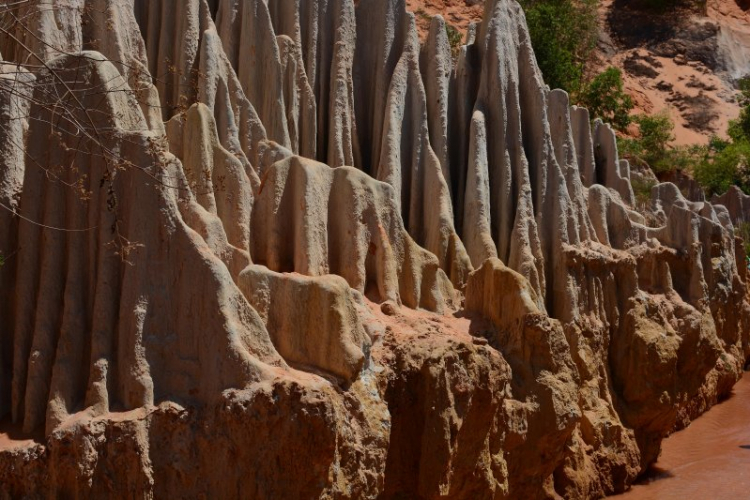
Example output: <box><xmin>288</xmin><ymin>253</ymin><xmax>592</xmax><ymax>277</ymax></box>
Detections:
<box><xmin>616</xmin><ymin>373</ymin><xmax>750</xmax><ymax>499</ymax></box>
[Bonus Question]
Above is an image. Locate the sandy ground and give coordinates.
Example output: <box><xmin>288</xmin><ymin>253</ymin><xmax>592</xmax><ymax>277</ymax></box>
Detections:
<box><xmin>615</xmin><ymin>373</ymin><xmax>750</xmax><ymax>499</ymax></box>
<box><xmin>597</xmin><ymin>0</ymin><xmax>745</xmax><ymax>145</ymax></box>
<box><xmin>613</xmin><ymin>50</ymin><xmax>739</xmax><ymax>145</ymax></box>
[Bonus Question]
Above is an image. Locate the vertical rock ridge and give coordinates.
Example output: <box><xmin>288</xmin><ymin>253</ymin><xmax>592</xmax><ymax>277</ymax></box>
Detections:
<box><xmin>277</xmin><ymin>34</ymin><xmax>317</xmax><ymax>159</ymax></box>
<box><xmin>0</xmin><ymin>1</ymin><xmax>749</xmax><ymax>498</ymax></box>
<box><xmin>1</xmin><ymin>0</ymin><xmax>162</xmax><ymax>131</ymax></box>
<box><xmin>165</xmin><ymin>103</ymin><xmax>254</xmax><ymax>255</ymax></box>
<box><xmin>0</xmin><ymin>65</ymin><xmax>33</xmax><ymax>418</ymax></box>
<box><xmin>355</xmin><ymin>0</ymin><xmax>472</xmax><ymax>287</ymax></box>
<box><xmin>7</xmin><ymin>52</ymin><xmax>285</xmax><ymax>435</ymax></box>
<box><xmin>216</xmin><ymin>0</ymin><xmax>290</xmax><ymax>149</ymax></box>
<box><xmin>420</xmin><ymin>16</ymin><xmax>452</xmax><ymax>189</ymax></box>
<box><xmin>251</xmin><ymin>155</ymin><xmax>456</xmax><ymax>312</ymax></box>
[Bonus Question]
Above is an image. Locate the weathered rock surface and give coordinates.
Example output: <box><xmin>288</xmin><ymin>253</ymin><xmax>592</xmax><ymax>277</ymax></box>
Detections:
<box><xmin>714</xmin><ymin>185</ymin><xmax>750</xmax><ymax>225</ymax></box>
<box><xmin>238</xmin><ymin>265</ymin><xmax>371</xmax><ymax>382</ymax></box>
<box><xmin>0</xmin><ymin>0</ymin><xmax>748</xmax><ymax>498</ymax></box>
<box><xmin>251</xmin><ymin>155</ymin><xmax>456</xmax><ymax>312</ymax></box>
<box><xmin>0</xmin><ymin>64</ymin><xmax>33</xmax><ymax>419</ymax></box>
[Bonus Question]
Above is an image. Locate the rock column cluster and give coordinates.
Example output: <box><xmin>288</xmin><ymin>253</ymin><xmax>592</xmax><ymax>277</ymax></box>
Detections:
<box><xmin>0</xmin><ymin>0</ymin><xmax>748</xmax><ymax>498</ymax></box>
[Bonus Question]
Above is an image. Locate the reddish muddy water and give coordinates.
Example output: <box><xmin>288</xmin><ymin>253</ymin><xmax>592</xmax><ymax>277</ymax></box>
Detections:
<box><xmin>616</xmin><ymin>373</ymin><xmax>750</xmax><ymax>499</ymax></box>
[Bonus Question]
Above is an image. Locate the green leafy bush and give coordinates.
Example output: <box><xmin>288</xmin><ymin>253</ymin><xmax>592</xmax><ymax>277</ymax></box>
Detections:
<box><xmin>631</xmin><ymin>176</ymin><xmax>657</xmax><ymax>208</ymax></box>
<box><xmin>617</xmin><ymin>111</ymin><xmax>676</xmax><ymax>172</ymax></box>
<box><xmin>687</xmin><ymin>80</ymin><xmax>750</xmax><ymax>197</ymax></box>
<box><xmin>666</xmin><ymin>144</ymin><xmax>709</xmax><ymax>173</ymax></box>
<box><xmin>692</xmin><ymin>138</ymin><xmax>750</xmax><ymax>196</ymax></box>
<box><xmin>578</xmin><ymin>68</ymin><xmax>634</xmax><ymax>131</ymax></box>
<box><xmin>519</xmin><ymin>2</ymin><xmax>637</xmax><ymax>131</ymax></box>
<box><xmin>730</xmin><ymin>78</ymin><xmax>750</xmax><ymax>143</ymax></box>
<box><xmin>520</xmin><ymin>0</ymin><xmax>598</xmax><ymax>94</ymax></box>
<box><xmin>635</xmin><ymin>112</ymin><xmax>674</xmax><ymax>167</ymax></box>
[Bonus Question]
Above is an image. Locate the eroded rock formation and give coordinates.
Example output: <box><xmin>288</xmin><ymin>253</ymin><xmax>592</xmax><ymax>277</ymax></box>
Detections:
<box><xmin>0</xmin><ymin>0</ymin><xmax>748</xmax><ymax>498</ymax></box>
<box><xmin>714</xmin><ymin>185</ymin><xmax>750</xmax><ymax>225</ymax></box>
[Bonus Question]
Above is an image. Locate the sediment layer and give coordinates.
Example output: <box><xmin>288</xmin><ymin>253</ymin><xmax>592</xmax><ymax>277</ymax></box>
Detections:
<box><xmin>0</xmin><ymin>0</ymin><xmax>748</xmax><ymax>498</ymax></box>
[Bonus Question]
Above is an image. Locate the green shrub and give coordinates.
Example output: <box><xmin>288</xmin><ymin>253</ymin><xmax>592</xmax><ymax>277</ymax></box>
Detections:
<box><xmin>636</xmin><ymin>112</ymin><xmax>674</xmax><ymax>166</ymax></box>
<box><xmin>693</xmin><ymin>138</ymin><xmax>750</xmax><ymax>196</ymax></box>
<box><xmin>631</xmin><ymin>176</ymin><xmax>657</xmax><ymax>208</ymax></box>
<box><xmin>617</xmin><ymin>136</ymin><xmax>644</xmax><ymax>165</ymax></box>
<box><xmin>610</xmin><ymin>75</ymin><xmax>750</xmax><ymax>199</ymax></box>
<box><xmin>578</xmin><ymin>68</ymin><xmax>634</xmax><ymax>131</ymax></box>
<box><xmin>730</xmin><ymin>78</ymin><xmax>750</xmax><ymax>143</ymax></box>
<box><xmin>520</xmin><ymin>0</ymin><xmax>598</xmax><ymax>94</ymax></box>
<box><xmin>666</xmin><ymin>144</ymin><xmax>709</xmax><ymax>173</ymax></box>
<box><xmin>689</xmin><ymin>79</ymin><xmax>750</xmax><ymax>197</ymax></box>
<box><xmin>708</xmin><ymin>134</ymin><xmax>731</xmax><ymax>153</ymax></box>
<box><xmin>617</xmin><ymin>111</ymin><xmax>676</xmax><ymax>172</ymax></box>
<box><xmin>519</xmin><ymin>1</ymin><xmax>638</xmax><ymax>130</ymax></box>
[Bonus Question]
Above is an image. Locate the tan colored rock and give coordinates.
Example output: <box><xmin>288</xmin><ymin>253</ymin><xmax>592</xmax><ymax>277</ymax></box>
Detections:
<box><xmin>215</xmin><ymin>0</ymin><xmax>291</xmax><ymax>149</ymax></box>
<box><xmin>465</xmin><ymin>258</ymin><xmax>541</xmax><ymax>327</ymax></box>
<box><xmin>374</xmin><ymin>317</ymin><xmax>513</xmax><ymax>499</ymax></box>
<box><xmin>1</xmin><ymin>0</ymin><xmax>749</xmax><ymax>498</ymax></box>
<box><xmin>587</xmin><ymin>184</ymin><xmax>642</xmax><ymax>249</ymax></box>
<box><xmin>251</xmin><ymin>155</ymin><xmax>456</xmax><ymax>312</ymax></box>
<box><xmin>447</xmin><ymin>35</ymin><xmax>479</xmax><ymax>238</ymax></box>
<box><xmin>461</xmin><ymin>109</ymin><xmax>498</xmax><ymax>267</ymax></box>
<box><xmin>0</xmin><ymin>0</ymin><xmax>163</xmax><ymax>131</ymax></box>
<box><xmin>238</xmin><ymin>265</ymin><xmax>370</xmax><ymax>382</ymax></box>
<box><xmin>267</xmin><ymin>0</ymin><xmax>359</xmax><ymax>168</ymax></box>
<box><xmin>0</xmin><ymin>376</ymin><xmax>390</xmax><ymax>499</ymax></box>
<box><xmin>166</xmin><ymin>103</ymin><xmax>253</xmax><ymax>255</ymax></box>
<box><xmin>134</xmin><ymin>0</ymin><xmax>266</xmax><ymax>183</ymax></box>
<box><xmin>420</xmin><ymin>15</ymin><xmax>452</xmax><ymax>188</ymax></box>
<box><xmin>278</xmin><ymin>35</ymin><xmax>318</xmax><ymax>159</ymax></box>
<box><xmin>570</xmin><ymin>105</ymin><xmax>596</xmax><ymax>187</ymax></box>
<box><xmin>380</xmin><ymin>300</ymin><xmax>399</xmax><ymax>316</ymax></box>
<box><xmin>465</xmin><ymin>258</ymin><xmax>581</xmax><ymax>496</ymax></box>
<box><xmin>593</xmin><ymin>120</ymin><xmax>636</xmax><ymax>206</ymax></box>
<box><xmin>6</xmin><ymin>52</ymin><xmax>283</xmax><ymax>435</ymax></box>
<box><xmin>354</xmin><ymin>0</ymin><xmax>472</xmax><ymax>288</ymax></box>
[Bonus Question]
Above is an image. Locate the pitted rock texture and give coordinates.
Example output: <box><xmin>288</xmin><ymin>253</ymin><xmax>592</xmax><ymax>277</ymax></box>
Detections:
<box><xmin>0</xmin><ymin>0</ymin><xmax>748</xmax><ymax>499</ymax></box>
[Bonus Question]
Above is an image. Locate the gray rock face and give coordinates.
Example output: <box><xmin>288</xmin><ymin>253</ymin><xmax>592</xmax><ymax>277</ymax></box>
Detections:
<box><xmin>714</xmin><ymin>185</ymin><xmax>750</xmax><ymax>225</ymax></box>
<box><xmin>0</xmin><ymin>0</ymin><xmax>748</xmax><ymax>498</ymax></box>
<box><xmin>3</xmin><ymin>52</ymin><xmax>283</xmax><ymax>437</ymax></box>
<box><xmin>251</xmin><ymin>155</ymin><xmax>456</xmax><ymax>312</ymax></box>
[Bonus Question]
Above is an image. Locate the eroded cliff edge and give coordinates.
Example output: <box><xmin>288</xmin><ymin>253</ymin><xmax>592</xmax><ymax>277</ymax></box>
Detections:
<box><xmin>0</xmin><ymin>0</ymin><xmax>748</xmax><ymax>498</ymax></box>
